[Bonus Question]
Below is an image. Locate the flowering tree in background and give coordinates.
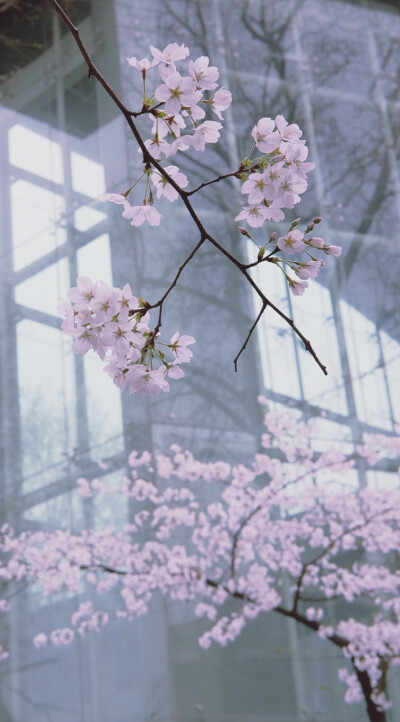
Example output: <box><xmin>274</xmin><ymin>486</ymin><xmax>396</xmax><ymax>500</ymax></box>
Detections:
<box><xmin>0</xmin><ymin>402</ymin><xmax>400</xmax><ymax>722</ymax></box>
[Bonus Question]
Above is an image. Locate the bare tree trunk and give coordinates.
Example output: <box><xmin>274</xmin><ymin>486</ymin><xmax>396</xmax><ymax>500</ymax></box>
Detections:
<box><xmin>272</xmin><ymin>605</ymin><xmax>389</xmax><ymax>722</ymax></box>
<box><xmin>354</xmin><ymin>667</ymin><xmax>387</xmax><ymax>722</ymax></box>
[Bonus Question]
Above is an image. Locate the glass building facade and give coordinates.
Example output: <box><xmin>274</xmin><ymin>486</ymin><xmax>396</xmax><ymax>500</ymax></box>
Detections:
<box><xmin>0</xmin><ymin>0</ymin><xmax>400</xmax><ymax>719</ymax></box>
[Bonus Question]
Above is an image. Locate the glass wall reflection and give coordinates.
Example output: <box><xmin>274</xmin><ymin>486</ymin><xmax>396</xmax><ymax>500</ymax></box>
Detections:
<box><xmin>0</xmin><ymin>0</ymin><xmax>399</xmax><ymax>720</ymax></box>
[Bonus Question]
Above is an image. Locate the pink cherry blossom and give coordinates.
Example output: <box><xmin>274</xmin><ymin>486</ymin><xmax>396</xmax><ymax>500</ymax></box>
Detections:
<box><xmin>50</xmin><ymin>628</ymin><xmax>74</xmax><ymax>646</ymax></box>
<box><xmin>164</xmin><ymin>362</ymin><xmax>184</xmax><ymax>379</ymax></box>
<box><xmin>127</xmin><ymin>56</ymin><xmax>158</xmax><ymax>72</ymax></box>
<box><xmin>154</xmin><ymin>71</ymin><xmax>200</xmax><ymax>115</ymax></box>
<box><xmin>275</xmin><ymin>114</ymin><xmax>303</xmax><ymax>142</ymax></box>
<box><xmin>150</xmin><ymin>43</ymin><xmax>190</xmax><ymax>66</ymax></box>
<box><xmin>125</xmin><ymin>365</ymin><xmax>169</xmax><ymax>395</ymax></box>
<box><xmin>103</xmin><ymin>192</ymin><xmax>129</xmax><ymax>206</ymax></box>
<box><xmin>33</xmin><ymin>633</ymin><xmax>47</xmax><ymax>649</ymax></box>
<box><xmin>284</xmin><ymin>142</ymin><xmax>315</xmax><ymax>177</ymax></box>
<box><xmin>273</xmin><ymin>168</ymin><xmax>308</xmax><ymax>209</ymax></box>
<box><xmin>209</xmin><ymin>87</ymin><xmax>232</xmax><ymax>119</ymax></box>
<box><xmin>235</xmin><ymin>204</ymin><xmax>272</xmax><ymax>228</ymax></box>
<box><xmin>251</xmin><ymin>117</ymin><xmax>280</xmax><ymax>153</ymax></box>
<box><xmin>188</xmin><ymin>56</ymin><xmax>219</xmax><ymax>90</ymax></box>
<box><xmin>73</xmin><ymin>325</ymin><xmax>99</xmax><ymax>355</ymax></box>
<box><xmin>241</xmin><ymin>172</ymin><xmax>273</xmax><ymax>204</ymax></box>
<box><xmin>277</xmin><ymin>229</ymin><xmax>306</xmax><ymax>254</ymax></box>
<box><xmin>57</xmin><ymin>299</ymin><xmax>75</xmax><ymax>333</ymax></box>
<box><xmin>288</xmin><ymin>278</ymin><xmax>308</xmax><ymax>296</ymax></box>
<box><xmin>104</xmin><ymin>193</ymin><xmax>164</xmax><ymax>227</ymax></box>
<box><xmin>115</xmin><ymin>283</ymin><xmax>140</xmax><ymax>315</ymax></box>
<box><xmin>122</xmin><ymin>203</ymin><xmax>162</xmax><ymax>227</ymax></box>
<box><xmin>67</xmin><ymin>276</ymin><xmax>96</xmax><ymax>309</ymax></box>
<box><xmin>169</xmin><ymin>331</ymin><xmax>195</xmax><ymax>362</ymax></box>
<box><xmin>151</xmin><ymin>112</ymin><xmax>185</xmax><ymax>139</ymax></box>
<box><xmin>103</xmin><ymin>319</ymin><xmax>138</xmax><ymax>356</ymax></box>
<box><xmin>191</xmin><ymin>121</ymin><xmax>223</xmax><ymax>151</ymax></box>
<box><xmin>164</xmin><ymin>135</ymin><xmax>193</xmax><ymax>157</ymax></box>
<box><xmin>307</xmin><ymin>236</ymin><xmax>324</xmax><ymax>249</ymax></box>
<box><xmin>91</xmin><ymin>283</ymin><xmax>120</xmax><ymax>323</ymax></box>
<box><xmin>151</xmin><ymin>165</ymin><xmax>188</xmax><ymax>201</ymax></box>
<box><xmin>324</xmin><ymin>244</ymin><xmax>342</xmax><ymax>256</ymax></box>
<box><xmin>295</xmin><ymin>260</ymin><xmax>322</xmax><ymax>280</ymax></box>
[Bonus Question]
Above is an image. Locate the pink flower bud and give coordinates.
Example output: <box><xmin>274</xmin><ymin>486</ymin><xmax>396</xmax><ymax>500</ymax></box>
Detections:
<box><xmin>324</xmin><ymin>244</ymin><xmax>342</xmax><ymax>256</ymax></box>
<box><xmin>307</xmin><ymin>237</ymin><xmax>324</xmax><ymax>248</ymax></box>
<box><xmin>238</xmin><ymin>226</ymin><xmax>252</xmax><ymax>238</ymax></box>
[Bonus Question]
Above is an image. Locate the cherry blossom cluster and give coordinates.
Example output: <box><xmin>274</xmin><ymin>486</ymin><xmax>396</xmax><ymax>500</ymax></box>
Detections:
<box><xmin>235</xmin><ymin>115</ymin><xmax>315</xmax><ymax>227</ymax></box>
<box><xmin>103</xmin><ymin>43</ymin><xmax>232</xmax><ymax>226</ymax></box>
<box><xmin>233</xmin><ymin>115</ymin><xmax>342</xmax><ymax>297</ymax></box>
<box><xmin>241</xmin><ymin>216</ymin><xmax>342</xmax><ymax>296</ymax></box>
<box><xmin>1</xmin><ymin>404</ymin><xmax>400</xmax><ymax>714</ymax></box>
<box><xmin>58</xmin><ymin>276</ymin><xmax>195</xmax><ymax>396</ymax></box>
<box><xmin>132</xmin><ymin>42</ymin><xmax>232</xmax><ymax>158</ymax></box>
<box><xmin>100</xmin><ymin>41</ymin><xmax>343</xmax><ymax>311</ymax></box>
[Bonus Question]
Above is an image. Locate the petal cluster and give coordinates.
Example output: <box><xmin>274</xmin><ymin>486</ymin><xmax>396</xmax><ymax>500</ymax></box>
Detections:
<box><xmin>127</xmin><ymin>41</ymin><xmax>232</xmax><ymax>160</ymax></box>
<box><xmin>59</xmin><ymin>277</ymin><xmax>195</xmax><ymax>396</ymax></box>
<box><xmin>236</xmin><ymin>114</ymin><xmax>314</xmax><ymax>230</ymax></box>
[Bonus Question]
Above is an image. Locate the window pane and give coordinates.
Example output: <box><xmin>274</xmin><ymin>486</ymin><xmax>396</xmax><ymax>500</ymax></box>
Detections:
<box><xmin>17</xmin><ymin>320</ymin><xmax>77</xmax><ymax>492</ymax></box>
<box><xmin>11</xmin><ymin>180</ymin><xmax>66</xmax><ymax>270</ymax></box>
<box><xmin>9</xmin><ymin>123</ymin><xmax>63</xmax><ymax>184</ymax></box>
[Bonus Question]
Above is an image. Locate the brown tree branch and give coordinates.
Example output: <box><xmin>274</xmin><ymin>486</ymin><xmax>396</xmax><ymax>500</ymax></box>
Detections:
<box><xmin>186</xmin><ymin>169</ymin><xmax>243</xmax><ymax>196</ymax></box>
<box><xmin>48</xmin><ymin>0</ymin><xmax>328</xmax><ymax>376</ymax></box>
<box><xmin>291</xmin><ymin>506</ymin><xmax>392</xmax><ymax>615</ymax></box>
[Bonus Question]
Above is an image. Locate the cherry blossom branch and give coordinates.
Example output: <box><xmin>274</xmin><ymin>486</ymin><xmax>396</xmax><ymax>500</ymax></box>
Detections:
<box><xmin>233</xmin><ymin>302</ymin><xmax>267</xmax><ymax>372</ymax></box>
<box><xmin>291</xmin><ymin>506</ymin><xmax>392</xmax><ymax>615</ymax></box>
<box><xmin>185</xmin><ymin>169</ymin><xmax>244</xmax><ymax>196</ymax></box>
<box><xmin>128</xmin><ymin>102</ymin><xmax>164</xmax><ymax>118</ymax></box>
<box><xmin>205</xmin><ymin>574</ymin><xmax>389</xmax><ymax>720</ymax></box>
<box><xmin>202</xmin><ymin>232</ymin><xmax>328</xmax><ymax>375</ymax></box>
<box><xmin>146</xmin><ymin>234</ymin><xmax>206</xmax><ymax>334</ymax></box>
<box><xmin>80</xmin><ymin>563</ymin><xmax>127</xmax><ymax>576</ymax></box>
<box><xmin>228</xmin><ymin>455</ymin><xmax>357</xmax><ymax>579</ymax></box>
<box><xmin>204</xmin><ymin>578</ymin><xmax>348</xmax><ymax>649</ymax></box>
<box><xmin>230</xmin><ymin>503</ymin><xmax>262</xmax><ymax>578</ymax></box>
<box><xmin>244</xmin><ymin>246</ymin><xmax>280</xmax><ymax>269</ymax></box>
<box><xmin>48</xmin><ymin>0</ymin><xmax>329</xmax><ymax>379</ymax></box>
<box><xmin>79</xmin><ymin>561</ymin><xmax>348</xmax><ymax>653</ymax></box>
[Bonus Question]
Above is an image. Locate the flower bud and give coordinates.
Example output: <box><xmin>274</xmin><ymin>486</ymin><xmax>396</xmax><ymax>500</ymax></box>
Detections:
<box><xmin>269</xmin><ymin>231</ymin><xmax>277</xmax><ymax>242</ymax></box>
<box><xmin>305</xmin><ymin>222</ymin><xmax>315</xmax><ymax>233</ymax></box>
<box><xmin>324</xmin><ymin>244</ymin><xmax>342</xmax><ymax>256</ymax></box>
<box><xmin>307</xmin><ymin>237</ymin><xmax>324</xmax><ymax>249</ymax></box>
<box><xmin>238</xmin><ymin>226</ymin><xmax>252</xmax><ymax>239</ymax></box>
<box><xmin>313</xmin><ymin>216</ymin><xmax>322</xmax><ymax>224</ymax></box>
<box><xmin>289</xmin><ymin>217</ymin><xmax>301</xmax><ymax>231</ymax></box>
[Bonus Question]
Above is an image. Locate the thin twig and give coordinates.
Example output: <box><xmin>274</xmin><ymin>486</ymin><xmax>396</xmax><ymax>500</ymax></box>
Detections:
<box><xmin>186</xmin><ymin>169</ymin><xmax>242</xmax><ymax>196</ymax></box>
<box><xmin>128</xmin><ymin>102</ymin><xmax>164</xmax><ymax>118</ymax></box>
<box><xmin>149</xmin><ymin>235</ymin><xmax>207</xmax><ymax>333</ymax></box>
<box><xmin>233</xmin><ymin>302</ymin><xmax>267</xmax><ymax>371</ymax></box>
<box><xmin>244</xmin><ymin>246</ymin><xmax>280</xmax><ymax>269</ymax></box>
